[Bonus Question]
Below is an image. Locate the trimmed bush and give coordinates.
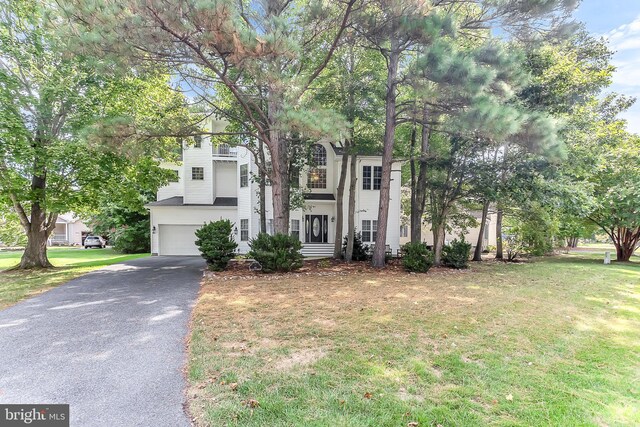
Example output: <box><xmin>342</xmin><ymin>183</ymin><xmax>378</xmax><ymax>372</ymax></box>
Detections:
<box><xmin>248</xmin><ymin>233</ymin><xmax>303</xmax><ymax>273</ymax></box>
<box><xmin>442</xmin><ymin>239</ymin><xmax>471</xmax><ymax>269</ymax></box>
<box><xmin>342</xmin><ymin>231</ymin><xmax>370</xmax><ymax>261</ymax></box>
<box><xmin>111</xmin><ymin>221</ymin><xmax>150</xmax><ymax>253</ymax></box>
<box><xmin>402</xmin><ymin>242</ymin><xmax>434</xmax><ymax>273</ymax></box>
<box><xmin>195</xmin><ymin>220</ymin><xmax>238</xmax><ymax>271</ymax></box>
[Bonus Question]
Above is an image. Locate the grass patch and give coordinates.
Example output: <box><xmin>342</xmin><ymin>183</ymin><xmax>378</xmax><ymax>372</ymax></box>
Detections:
<box><xmin>0</xmin><ymin>247</ymin><xmax>149</xmax><ymax>309</ymax></box>
<box><xmin>187</xmin><ymin>253</ymin><xmax>640</xmax><ymax>426</ymax></box>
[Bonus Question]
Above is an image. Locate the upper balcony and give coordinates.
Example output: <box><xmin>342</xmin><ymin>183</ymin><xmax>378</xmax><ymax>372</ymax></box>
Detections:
<box><xmin>212</xmin><ymin>144</ymin><xmax>238</xmax><ymax>159</ymax></box>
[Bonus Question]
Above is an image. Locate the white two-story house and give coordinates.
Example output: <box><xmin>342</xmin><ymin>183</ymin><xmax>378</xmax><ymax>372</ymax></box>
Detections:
<box><xmin>146</xmin><ymin>119</ymin><xmax>402</xmax><ymax>257</ymax></box>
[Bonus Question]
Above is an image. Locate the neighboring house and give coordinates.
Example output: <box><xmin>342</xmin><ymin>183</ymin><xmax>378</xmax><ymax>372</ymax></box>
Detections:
<box><xmin>48</xmin><ymin>214</ymin><xmax>91</xmax><ymax>246</ymax></box>
<box><xmin>399</xmin><ymin>210</ymin><xmax>498</xmax><ymax>250</ymax></box>
<box><xmin>146</xmin><ymin>119</ymin><xmax>403</xmax><ymax>257</ymax></box>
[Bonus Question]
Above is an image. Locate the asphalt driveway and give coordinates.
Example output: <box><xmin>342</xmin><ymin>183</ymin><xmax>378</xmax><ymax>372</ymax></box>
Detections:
<box><xmin>0</xmin><ymin>256</ymin><xmax>204</xmax><ymax>426</ymax></box>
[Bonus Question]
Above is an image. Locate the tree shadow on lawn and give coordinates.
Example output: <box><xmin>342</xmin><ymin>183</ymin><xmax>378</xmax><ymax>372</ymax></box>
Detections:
<box><xmin>540</xmin><ymin>255</ymin><xmax>639</xmax><ymax>273</ymax></box>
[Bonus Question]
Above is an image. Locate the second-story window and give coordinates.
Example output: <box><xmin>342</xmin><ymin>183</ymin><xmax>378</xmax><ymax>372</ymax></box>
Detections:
<box><xmin>169</xmin><ymin>170</ymin><xmax>179</xmax><ymax>182</ymax></box>
<box><xmin>240</xmin><ymin>164</ymin><xmax>249</xmax><ymax>187</ymax></box>
<box><xmin>191</xmin><ymin>167</ymin><xmax>204</xmax><ymax>180</ymax></box>
<box><xmin>193</xmin><ymin>135</ymin><xmax>202</xmax><ymax>148</ymax></box>
<box><xmin>373</xmin><ymin>166</ymin><xmax>382</xmax><ymax>190</ymax></box>
<box><xmin>363</xmin><ymin>166</ymin><xmax>382</xmax><ymax>190</ymax></box>
<box><xmin>311</xmin><ymin>144</ymin><xmax>327</xmax><ymax>166</ymax></box>
<box><xmin>307</xmin><ymin>168</ymin><xmax>327</xmax><ymax>188</ymax></box>
<box><xmin>307</xmin><ymin>144</ymin><xmax>327</xmax><ymax>189</ymax></box>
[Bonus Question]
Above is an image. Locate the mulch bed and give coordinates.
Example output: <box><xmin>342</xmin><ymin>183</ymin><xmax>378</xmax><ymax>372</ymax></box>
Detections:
<box><xmin>205</xmin><ymin>258</ymin><xmax>468</xmax><ymax>281</ymax></box>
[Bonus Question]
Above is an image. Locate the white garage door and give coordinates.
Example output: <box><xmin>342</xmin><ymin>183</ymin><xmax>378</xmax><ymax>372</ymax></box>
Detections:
<box><xmin>158</xmin><ymin>225</ymin><xmax>200</xmax><ymax>256</ymax></box>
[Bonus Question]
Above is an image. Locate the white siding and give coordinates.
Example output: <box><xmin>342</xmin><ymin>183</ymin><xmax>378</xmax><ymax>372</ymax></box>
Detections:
<box><xmin>68</xmin><ymin>220</ymin><xmax>90</xmax><ymax>246</ymax></box>
<box><xmin>236</xmin><ymin>148</ymin><xmax>254</xmax><ymax>253</ymax></box>
<box><xmin>215</xmin><ymin>163</ymin><xmax>238</xmax><ymax>197</ymax></box>
<box><xmin>156</xmin><ymin>163</ymin><xmax>183</xmax><ymax>201</ymax></box>
<box><xmin>149</xmin><ymin>206</ymin><xmax>237</xmax><ymax>255</ymax></box>
<box><xmin>183</xmin><ymin>137</ymin><xmax>214</xmax><ymax>204</ymax></box>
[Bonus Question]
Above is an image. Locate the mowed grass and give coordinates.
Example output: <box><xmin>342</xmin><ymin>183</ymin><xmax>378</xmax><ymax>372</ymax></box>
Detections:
<box><xmin>187</xmin><ymin>253</ymin><xmax>640</xmax><ymax>426</ymax></box>
<box><xmin>0</xmin><ymin>247</ymin><xmax>149</xmax><ymax>309</ymax></box>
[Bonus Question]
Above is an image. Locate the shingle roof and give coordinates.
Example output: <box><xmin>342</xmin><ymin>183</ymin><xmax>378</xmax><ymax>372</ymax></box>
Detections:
<box><xmin>146</xmin><ymin>196</ymin><xmax>184</xmax><ymax>206</ymax></box>
<box><xmin>146</xmin><ymin>196</ymin><xmax>238</xmax><ymax>207</ymax></box>
<box><xmin>213</xmin><ymin>197</ymin><xmax>238</xmax><ymax>207</ymax></box>
<box><xmin>303</xmin><ymin>193</ymin><xmax>335</xmax><ymax>201</ymax></box>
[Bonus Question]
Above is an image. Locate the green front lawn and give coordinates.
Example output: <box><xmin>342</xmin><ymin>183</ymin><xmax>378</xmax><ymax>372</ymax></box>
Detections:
<box><xmin>0</xmin><ymin>247</ymin><xmax>149</xmax><ymax>309</ymax></box>
<box><xmin>188</xmin><ymin>253</ymin><xmax>639</xmax><ymax>426</ymax></box>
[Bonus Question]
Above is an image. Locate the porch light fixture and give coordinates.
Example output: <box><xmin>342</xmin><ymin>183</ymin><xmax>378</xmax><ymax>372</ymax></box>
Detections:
<box><xmin>331</xmin><ymin>216</ymin><xmax>335</xmax><ymax>223</ymax></box>
<box><xmin>152</xmin><ymin>226</ymin><xmax>157</xmax><ymax>234</ymax></box>
<box><xmin>234</xmin><ymin>226</ymin><xmax>238</xmax><ymax>235</ymax></box>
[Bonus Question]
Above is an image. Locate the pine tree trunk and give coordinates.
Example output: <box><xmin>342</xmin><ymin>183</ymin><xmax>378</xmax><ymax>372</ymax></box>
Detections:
<box><xmin>372</xmin><ymin>44</ymin><xmax>400</xmax><ymax>268</ymax></box>
<box><xmin>258</xmin><ymin>140</ymin><xmax>267</xmax><ymax>233</ymax></box>
<box><xmin>267</xmin><ymin>96</ymin><xmax>290</xmax><ymax>235</ymax></box>
<box><xmin>495</xmin><ymin>143</ymin><xmax>509</xmax><ymax>260</ymax></box>
<box><xmin>495</xmin><ymin>207</ymin><xmax>504</xmax><ymax>259</ymax></box>
<box><xmin>410</xmin><ymin>123</ymin><xmax>419</xmax><ymax>242</ymax></box>
<box><xmin>345</xmin><ymin>152</ymin><xmax>357</xmax><ymax>262</ymax></box>
<box><xmin>432</xmin><ymin>220</ymin><xmax>446</xmax><ymax>266</ymax></box>
<box><xmin>334</xmin><ymin>141</ymin><xmax>350</xmax><ymax>258</ymax></box>
<box><xmin>473</xmin><ymin>200</ymin><xmax>490</xmax><ymax>261</ymax></box>
<box><xmin>411</xmin><ymin>110</ymin><xmax>431</xmax><ymax>243</ymax></box>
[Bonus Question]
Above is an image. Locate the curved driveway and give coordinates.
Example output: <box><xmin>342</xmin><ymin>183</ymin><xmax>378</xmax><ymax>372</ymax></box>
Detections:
<box><xmin>0</xmin><ymin>256</ymin><xmax>204</xmax><ymax>426</ymax></box>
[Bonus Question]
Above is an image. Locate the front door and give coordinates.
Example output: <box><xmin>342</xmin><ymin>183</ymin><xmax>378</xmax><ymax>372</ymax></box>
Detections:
<box><xmin>305</xmin><ymin>215</ymin><xmax>328</xmax><ymax>243</ymax></box>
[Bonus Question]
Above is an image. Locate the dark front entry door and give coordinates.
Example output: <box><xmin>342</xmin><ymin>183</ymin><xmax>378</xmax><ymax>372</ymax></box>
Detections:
<box><xmin>305</xmin><ymin>215</ymin><xmax>328</xmax><ymax>243</ymax></box>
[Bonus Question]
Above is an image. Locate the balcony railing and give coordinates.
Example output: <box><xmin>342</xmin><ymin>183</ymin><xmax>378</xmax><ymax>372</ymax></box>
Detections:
<box><xmin>212</xmin><ymin>144</ymin><xmax>238</xmax><ymax>157</ymax></box>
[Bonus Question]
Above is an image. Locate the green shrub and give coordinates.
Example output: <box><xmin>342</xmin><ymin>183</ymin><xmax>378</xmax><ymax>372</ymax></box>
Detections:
<box><xmin>342</xmin><ymin>231</ymin><xmax>369</xmax><ymax>261</ymax></box>
<box><xmin>195</xmin><ymin>220</ymin><xmax>238</xmax><ymax>271</ymax></box>
<box><xmin>111</xmin><ymin>221</ymin><xmax>150</xmax><ymax>253</ymax></box>
<box><xmin>442</xmin><ymin>239</ymin><xmax>471</xmax><ymax>269</ymax></box>
<box><xmin>248</xmin><ymin>233</ymin><xmax>303</xmax><ymax>273</ymax></box>
<box><xmin>402</xmin><ymin>242</ymin><xmax>434</xmax><ymax>273</ymax></box>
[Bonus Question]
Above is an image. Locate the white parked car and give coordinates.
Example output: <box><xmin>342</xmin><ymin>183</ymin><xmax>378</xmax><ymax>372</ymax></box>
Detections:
<box><xmin>84</xmin><ymin>235</ymin><xmax>106</xmax><ymax>249</ymax></box>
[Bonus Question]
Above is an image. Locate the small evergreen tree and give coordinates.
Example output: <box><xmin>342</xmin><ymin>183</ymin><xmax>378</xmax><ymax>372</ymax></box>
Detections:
<box><xmin>248</xmin><ymin>233</ymin><xmax>303</xmax><ymax>273</ymax></box>
<box><xmin>402</xmin><ymin>242</ymin><xmax>434</xmax><ymax>273</ymax></box>
<box><xmin>442</xmin><ymin>239</ymin><xmax>472</xmax><ymax>269</ymax></box>
<box><xmin>342</xmin><ymin>232</ymin><xmax>370</xmax><ymax>261</ymax></box>
<box><xmin>195</xmin><ymin>220</ymin><xmax>238</xmax><ymax>271</ymax></box>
